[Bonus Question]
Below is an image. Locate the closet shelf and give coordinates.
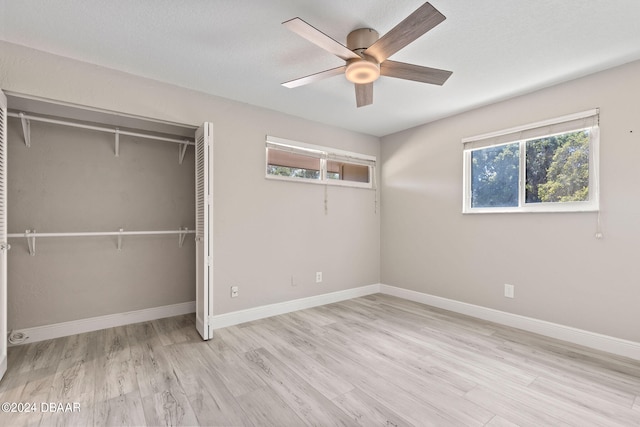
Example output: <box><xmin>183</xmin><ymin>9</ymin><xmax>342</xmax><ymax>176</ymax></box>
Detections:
<box><xmin>7</xmin><ymin>228</ymin><xmax>195</xmax><ymax>256</ymax></box>
<box><xmin>8</xmin><ymin>112</ymin><xmax>194</xmax><ymax>164</ymax></box>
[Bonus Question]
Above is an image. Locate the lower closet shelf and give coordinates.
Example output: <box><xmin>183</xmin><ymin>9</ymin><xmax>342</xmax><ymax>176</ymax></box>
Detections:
<box><xmin>7</xmin><ymin>228</ymin><xmax>195</xmax><ymax>255</ymax></box>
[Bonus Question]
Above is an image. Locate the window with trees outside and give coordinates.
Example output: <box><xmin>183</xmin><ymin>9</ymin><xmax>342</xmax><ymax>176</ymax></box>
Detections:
<box><xmin>266</xmin><ymin>136</ymin><xmax>375</xmax><ymax>189</ymax></box>
<box><xmin>462</xmin><ymin>109</ymin><xmax>599</xmax><ymax>213</ymax></box>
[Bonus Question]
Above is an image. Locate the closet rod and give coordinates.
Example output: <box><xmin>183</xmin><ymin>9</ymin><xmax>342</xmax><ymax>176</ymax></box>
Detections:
<box><xmin>7</xmin><ymin>228</ymin><xmax>195</xmax><ymax>255</ymax></box>
<box><xmin>7</xmin><ymin>112</ymin><xmax>195</xmax><ymax>146</ymax></box>
<box><xmin>7</xmin><ymin>230</ymin><xmax>195</xmax><ymax>238</ymax></box>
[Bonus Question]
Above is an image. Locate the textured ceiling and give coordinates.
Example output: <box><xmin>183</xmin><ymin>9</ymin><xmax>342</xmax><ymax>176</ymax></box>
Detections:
<box><xmin>2</xmin><ymin>0</ymin><xmax>640</xmax><ymax>137</ymax></box>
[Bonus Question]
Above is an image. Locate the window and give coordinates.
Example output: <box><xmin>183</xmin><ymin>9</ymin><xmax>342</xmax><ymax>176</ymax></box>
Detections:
<box><xmin>463</xmin><ymin>109</ymin><xmax>599</xmax><ymax>213</ymax></box>
<box><xmin>326</xmin><ymin>159</ymin><xmax>371</xmax><ymax>184</ymax></box>
<box><xmin>266</xmin><ymin>136</ymin><xmax>375</xmax><ymax>189</ymax></box>
<box><xmin>267</xmin><ymin>147</ymin><xmax>321</xmax><ymax>180</ymax></box>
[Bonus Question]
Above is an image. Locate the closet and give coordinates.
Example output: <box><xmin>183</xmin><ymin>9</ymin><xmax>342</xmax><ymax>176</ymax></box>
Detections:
<box><xmin>0</xmin><ymin>91</ymin><xmax>213</xmax><ymax>381</ymax></box>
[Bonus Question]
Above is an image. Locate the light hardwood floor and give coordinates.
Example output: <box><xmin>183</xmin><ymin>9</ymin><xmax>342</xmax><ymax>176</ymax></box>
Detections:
<box><xmin>1</xmin><ymin>294</ymin><xmax>639</xmax><ymax>426</ymax></box>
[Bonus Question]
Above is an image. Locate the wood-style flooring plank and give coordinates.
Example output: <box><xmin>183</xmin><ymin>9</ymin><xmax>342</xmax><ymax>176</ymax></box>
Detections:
<box><xmin>373</xmin><ymin>316</ymin><xmax>538</xmax><ymax>386</ymax></box>
<box><xmin>315</xmin><ymin>322</ymin><xmax>494</xmax><ymax>425</ymax></box>
<box><xmin>200</xmin><ymin>348</ymin><xmax>265</xmax><ymax>398</ymax></box>
<box><xmin>93</xmin><ymin>391</ymin><xmax>146</xmax><ymax>427</ymax></box>
<box><xmin>164</xmin><ymin>342</ymin><xmax>253</xmax><ymax>426</ymax></box>
<box><xmin>126</xmin><ymin>322</ymin><xmax>199</xmax><ymax>425</ymax></box>
<box><xmin>126</xmin><ymin>321</ymin><xmax>167</xmax><ymax>398</ymax></box>
<box><xmin>44</xmin><ymin>332</ymin><xmax>97</xmax><ymax>427</ymax></box>
<box><xmin>243</xmin><ymin>347</ymin><xmax>357</xmax><ymax>426</ymax></box>
<box><xmin>464</xmin><ymin>385</ymin><xmax>569</xmax><ymax>427</ymax></box>
<box><xmin>344</xmin><ymin>320</ymin><xmax>482</xmax><ymax>394</ymax></box>
<box><xmin>141</xmin><ymin>390</ymin><xmax>199</xmax><ymax>427</ymax></box>
<box><xmin>493</xmin><ymin>329</ymin><xmax>640</xmax><ymax>396</ymax></box>
<box><xmin>484</xmin><ymin>415</ymin><xmax>521</xmax><ymax>427</ymax></box>
<box><xmin>290</xmin><ymin>305</ymin><xmax>338</xmax><ymax>327</ymax></box>
<box><xmin>17</xmin><ymin>338</ymin><xmax>66</xmax><ymax>373</ymax></box>
<box><xmin>213</xmin><ymin>325</ymin><xmax>262</xmax><ymax>354</ymax></box>
<box><xmin>151</xmin><ymin>314</ymin><xmax>201</xmax><ymax>347</ymax></box>
<box><xmin>0</xmin><ymin>366</ymin><xmax>55</xmax><ymax>427</ymax></box>
<box><xmin>528</xmin><ymin>375</ymin><xmax>640</xmax><ymax>425</ymax></box>
<box><xmin>93</xmin><ymin>326</ymin><xmax>138</xmax><ymax>402</ymax></box>
<box><xmin>235</xmin><ymin>386</ymin><xmax>305</xmax><ymax>427</ymax></box>
<box><xmin>331</xmin><ymin>387</ymin><xmax>415</xmax><ymax>427</ymax></box>
<box><xmin>279</xmin><ymin>322</ymin><xmax>477</xmax><ymax>426</ymax></box>
<box><xmin>241</xmin><ymin>321</ymin><xmax>355</xmax><ymax>400</ymax></box>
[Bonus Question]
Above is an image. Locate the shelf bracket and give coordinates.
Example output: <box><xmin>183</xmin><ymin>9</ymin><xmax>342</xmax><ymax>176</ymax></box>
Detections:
<box><xmin>25</xmin><ymin>229</ymin><xmax>36</xmax><ymax>256</ymax></box>
<box><xmin>115</xmin><ymin>129</ymin><xmax>120</xmax><ymax>157</ymax></box>
<box><xmin>19</xmin><ymin>113</ymin><xmax>31</xmax><ymax>148</ymax></box>
<box><xmin>117</xmin><ymin>228</ymin><xmax>123</xmax><ymax>251</ymax></box>
<box><xmin>178</xmin><ymin>141</ymin><xmax>188</xmax><ymax>165</ymax></box>
<box><xmin>178</xmin><ymin>227</ymin><xmax>188</xmax><ymax>247</ymax></box>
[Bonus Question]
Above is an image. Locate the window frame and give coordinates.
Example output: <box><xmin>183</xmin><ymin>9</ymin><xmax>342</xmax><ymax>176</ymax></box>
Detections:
<box><xmin>265</xmin><ymin>136</ymin><xmax>376</xmax><ymax>189</ymax></box>
<box><xmin>462</xmin><ymin>110</ymin><xmax>600</xmax><ymax>214</ymax></box>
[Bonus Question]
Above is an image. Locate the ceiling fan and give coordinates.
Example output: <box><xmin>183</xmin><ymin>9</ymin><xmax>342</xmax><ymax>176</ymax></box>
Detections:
<box><xmin>281</xmin><ymin>2</ymin><xmax>453</xmax><ymax>108</ymax></box>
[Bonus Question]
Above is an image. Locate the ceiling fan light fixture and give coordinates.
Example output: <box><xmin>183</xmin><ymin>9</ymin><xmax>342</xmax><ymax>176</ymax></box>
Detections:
<box><xmin>345</xmin><ymin>58</ymin><xmax>380</xmax><ymax>84</ymax></box>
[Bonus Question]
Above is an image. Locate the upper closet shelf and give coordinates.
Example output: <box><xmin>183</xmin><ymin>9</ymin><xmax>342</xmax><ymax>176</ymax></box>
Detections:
<box><xmin>9</xmin><ymin>112</ymin><xmax>195</xmax><ymax>164</ymax></box>
<box><xmin>4</xmin><ymin>90</ymin><xmax>198</xmax><ymax>164</ymax></box>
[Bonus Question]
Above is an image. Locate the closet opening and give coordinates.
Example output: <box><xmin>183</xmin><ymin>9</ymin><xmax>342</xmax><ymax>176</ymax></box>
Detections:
<box><xmin>0</xmin><ymin>90</ymin><xmax>213</xmax><ymax>384</ymax></box>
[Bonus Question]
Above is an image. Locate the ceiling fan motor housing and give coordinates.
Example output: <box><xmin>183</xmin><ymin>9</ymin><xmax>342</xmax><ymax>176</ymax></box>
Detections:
<box><xmin>346</xmin><ymin>28</ymin><xmax>379</xmax><ymax>53</ymax></box>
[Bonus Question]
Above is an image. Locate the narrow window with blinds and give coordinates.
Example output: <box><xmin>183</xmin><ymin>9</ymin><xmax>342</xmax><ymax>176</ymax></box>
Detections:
<box><xmin>462</xmin><ymin>109</ymin><xmax>600</xmax><ymax>213</ymax></box>
<box><xmin>265</xmin><ymin>136</ymin><xmax>376</xmax><ymax>189</ymax></box>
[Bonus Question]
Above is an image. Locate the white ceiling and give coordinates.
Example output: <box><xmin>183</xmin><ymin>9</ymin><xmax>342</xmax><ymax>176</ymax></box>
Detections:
<box><xmin>2</xmin><ymin>0</ymin><xmax>640</xmax><ymax>137</ymax></box>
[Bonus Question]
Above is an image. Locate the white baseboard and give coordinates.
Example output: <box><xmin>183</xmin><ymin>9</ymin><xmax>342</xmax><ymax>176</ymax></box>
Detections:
<box><xmin>380</xmin><ymin>284</ymin><xmax>640</xmax><ymax>361</ymax></box>
<box><xmin>210</xmin><ymin>284</ymin><xmax>381</xmax><ymax>329</ymax></box>
<box><xmin>10</xmin><ymin>285</ymin><xmax>380</xmax><ymax>345</ymax></box>
<box><xmin>11</xmin><ymin>301</ymin><xmax>196</xmax><ymax>345</ymax></box>
<box><xmin>11</xmin><ymin>283</ymin><xmax>640</xmax><ymax>361</ymax></box>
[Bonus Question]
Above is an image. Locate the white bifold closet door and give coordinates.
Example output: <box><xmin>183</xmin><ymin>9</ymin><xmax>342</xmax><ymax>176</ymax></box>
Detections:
<box><xmin>195</xmin><ymin>122</ymin><xmax>213</xmax><ymax>340</ymax></box>
<box><xmin>0</xmin><ymin>90</ymin><xmax>8</xmax><ymax>380</ymax></box>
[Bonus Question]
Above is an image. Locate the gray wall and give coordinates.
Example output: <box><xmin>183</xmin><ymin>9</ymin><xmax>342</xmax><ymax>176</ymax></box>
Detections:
<box><xmin>381</xmin><ymin>59</ymin><xmax>640</xmax><ymax>343</ymax></box>
<box><xmin>0</xmin><ymin>41</ymin><xmax>381</xmax><ymax>329</ymax></box>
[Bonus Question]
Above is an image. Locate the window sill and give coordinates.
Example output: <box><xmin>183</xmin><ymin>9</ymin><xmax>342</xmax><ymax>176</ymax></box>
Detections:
<box><xmin>265</xmin><ymin>174</ymin><xmax>374</xmax><ymax>189</ymax></box>
<box><xmin>463</xmin><ymin>203</ymin><xmax>599</xmax><ymax>214</ymax></box>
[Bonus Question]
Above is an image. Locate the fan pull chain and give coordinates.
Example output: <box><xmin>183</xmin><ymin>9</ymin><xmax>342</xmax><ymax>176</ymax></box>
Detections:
<box><xmin>324</xmin><ymin>185</ymin><xmax>329</xmax><ymax>215</ymax></box>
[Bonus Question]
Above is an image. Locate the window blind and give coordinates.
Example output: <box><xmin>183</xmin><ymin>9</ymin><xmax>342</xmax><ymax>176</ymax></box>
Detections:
<box><xmin>326</xmin><ymin>152</ymin><xmax>376</xmax><ymax>167</ymax></box>
<box><xmin>266</xmin><ymin>141</ymin><xmax>324</xmax><ymax>159</ymax></box>
<box><xmin>462</xmin><ymin>109</ymin><xmax>599</xmax><ymax>150</ymax></box>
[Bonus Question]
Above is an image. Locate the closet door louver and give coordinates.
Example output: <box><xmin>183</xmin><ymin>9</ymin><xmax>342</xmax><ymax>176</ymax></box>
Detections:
<box><xmin>0</xmin><ymin>90</ymin><xmax>7</xmax><ymax>380</ymax></box>
<box><xmin>195</xmin><ymin>122</ymin><xmax>213</xmax><ymax>340</ymax></box>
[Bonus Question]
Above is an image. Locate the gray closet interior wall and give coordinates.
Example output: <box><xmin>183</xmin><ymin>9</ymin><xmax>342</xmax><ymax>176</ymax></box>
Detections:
<box><xmin>6</xmin><ymin>116</ymin><xmax>196</xmax><ymax>330</ymax></box>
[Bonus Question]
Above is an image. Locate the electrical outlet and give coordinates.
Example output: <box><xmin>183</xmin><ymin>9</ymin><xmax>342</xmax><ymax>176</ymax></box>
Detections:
<box><xmin>316</xmin><ymin>272</ymin><xmax>322</xmax><ymax>283</ymax></box>
<box><xmin>504</xmin><ymin>284</ymin><xmax>514</xmax><ymax>299</ymax></box>
<box><xmin>231</xmin><ymin>286</ymin><xmax>239</xmax><ymax>298</ymax></box>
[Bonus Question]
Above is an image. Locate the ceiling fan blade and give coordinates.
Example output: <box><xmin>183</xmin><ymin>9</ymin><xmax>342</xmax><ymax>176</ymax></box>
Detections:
<box><xmin>355</xmin><ymin>83</ymin><xmax>373</xmax><ymax>108</ymax></box>
<box><xmin>380</xmin><ymin>60</ymin><xmax>452</xmax><ymax>85</ymax></box>
<box><xmin>364</xmin><ymin>2</ymin><xmax>446</xmax><ymax>63</ymax></box>
<box><xmin>282</xmin><ymin>66</ymin><xmax>346</xmax><ymax>88</ymax></box>
<box><xmin>283</xmin><ymin>18</ymin><xmax>360</xmax><ymax>61</ymax></box>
